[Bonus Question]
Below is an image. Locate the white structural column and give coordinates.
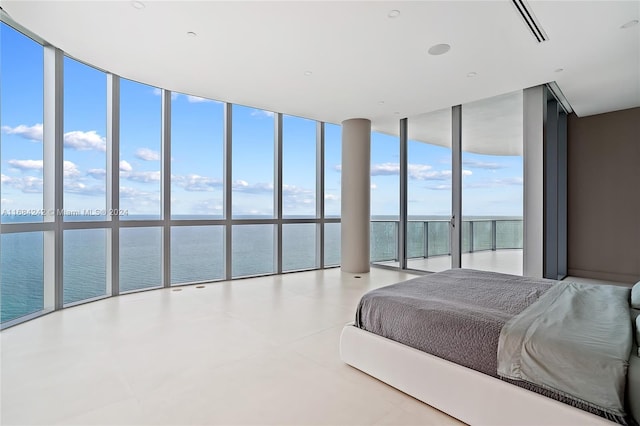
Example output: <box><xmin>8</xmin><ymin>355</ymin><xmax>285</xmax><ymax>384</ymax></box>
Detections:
<box><xmin>341</xmin><ymin>119</ymin><xmax>371</xmax><ymax>273</ymax></box>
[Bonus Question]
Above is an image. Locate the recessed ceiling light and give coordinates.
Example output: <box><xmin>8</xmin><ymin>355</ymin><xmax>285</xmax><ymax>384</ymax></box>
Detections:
<box><xmin>620</xmin><ymin>19</ymin><xmax>639</xmax><ymax>29</ymax></box>
<box><xmin>467</xmin><ymin>71</ymin><xmax>477</xmax><ymax>78</ymax></box>
<box><xmin>131</xmin><ymin>1</ymin><xmax>145</xmax><ymax>10</ymax></box>
<box><xmin>388</xmin><ymin>10</ymin><xmax>400</xmax><ymax>18</ymax></box>
<box><xmin>187</xmin><ymin>31</ymin><xmax>197</xmax><ymax>37</ymax></box>
<box><xmin>428</xmin><ymin>43</ymin><xmax>451</xmax><ymax>56</ymax></box>
<box><xmin>554</xmin><ymin>68</ymin><xmax>564</xmax><ymax>73</ymax></box>
<box><xmin>304</xmin><ymin>71</ymin><xmax>313</xmax><ymax>76</ymax></box>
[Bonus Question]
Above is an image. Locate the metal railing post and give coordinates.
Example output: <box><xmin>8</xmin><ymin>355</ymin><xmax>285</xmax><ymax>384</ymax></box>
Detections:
<box><xmin>424</xmin><ymin>221</ymin><xmax>429</xmax><ymax>259</ymax></box>
<box><xmin>491</xmin><ymin>220</ymin><xmax>497</xmax><ymax>251</ymax></box>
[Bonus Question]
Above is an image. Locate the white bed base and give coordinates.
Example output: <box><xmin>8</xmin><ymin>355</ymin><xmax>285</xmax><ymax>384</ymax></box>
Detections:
<box><xmin>340</xmin><ymin>324</ymin><xmax>616</xmax><ymax>426</ymax></box>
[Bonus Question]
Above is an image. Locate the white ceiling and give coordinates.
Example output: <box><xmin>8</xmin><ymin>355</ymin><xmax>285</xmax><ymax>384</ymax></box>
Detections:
<box><xmin>2</xmin><ymin>0</ymin><xmax>639</xmax><ymax>149</ymax></box>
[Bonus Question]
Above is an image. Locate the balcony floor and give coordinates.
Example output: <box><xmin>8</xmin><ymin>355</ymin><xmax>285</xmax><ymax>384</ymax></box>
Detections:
<box><xmin>407</xmin><ymin>249</ymin><xmax>523</xmax><ymax>275</ymax></box>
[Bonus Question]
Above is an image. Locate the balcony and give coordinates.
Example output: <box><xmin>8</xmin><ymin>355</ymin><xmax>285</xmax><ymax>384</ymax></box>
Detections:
<box><xmin>371</xmin><ymin>219</ymin><xmax>523</xmax><ymax>275</ymax></box>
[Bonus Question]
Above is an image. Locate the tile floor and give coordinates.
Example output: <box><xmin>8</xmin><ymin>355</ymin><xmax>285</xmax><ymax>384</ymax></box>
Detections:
<box><xmin>1</xmin><ymin>268</ymin><xmax>464</xmax><ymax>426</ymax></box>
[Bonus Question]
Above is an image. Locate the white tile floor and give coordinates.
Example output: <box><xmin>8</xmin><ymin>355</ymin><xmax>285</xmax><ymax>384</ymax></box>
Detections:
<box><xmin>1</xmin><ymin>268</ymin><xmax>464</xmax><ymax>426</ymax></box>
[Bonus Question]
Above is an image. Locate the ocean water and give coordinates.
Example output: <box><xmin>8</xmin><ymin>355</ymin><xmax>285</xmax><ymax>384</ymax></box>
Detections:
<box><xmin>0</xmin><ymin>215</ymin><xmax>521</xmax><ymax>323</ymax></box>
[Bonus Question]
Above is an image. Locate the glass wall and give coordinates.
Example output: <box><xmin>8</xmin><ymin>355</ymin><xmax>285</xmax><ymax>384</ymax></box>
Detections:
<box><xmin>283</xmin><ymin>115</ymin><xmax>316</xmax><ymax>218</ymax></box>
<box><xmin>1</xmin><ymin>24</ymin><xmax>44</xmax><ymax>222</ymax></box>
<box><xmin>171</xmin><ymin>93</ymin><xmax>224</xmax><ymax>219</ymax></box>
<box><xmin>63</xmin><ymin>229</ymin><xmax>107</xmax><ymax>304</ymax></box>
<box><xmin>232</xmin><ymin>105</ymin><xmax>275</xmax><ymax>218</ymax></box>
<box><xmin>461</xmin><ymin>91</ymin><xmax>523</xmax><ymax>275</ymax></box>
<box><xmin>63</xmin><ymin>56</ymin><xmax>107</xmax><ymax>221</ymax></box>
<box><xmin>120</xmin><ymin>227</ymin><xmax>163</xmax><ymax>292</ymax></box>
<box><xmin>0</xmin><ymin>21</ymin><xmax>343</xmax><ymax>329</ymax></box>
<box><xmin>120</xmin><ymin>78</ymin><xmax>162</xmax><ymax>220</ymax></box>
<box><xmin>324</xmin><ymin>123</ymin><xmax>341</xmax><ymax>218</ymax></box>
<box><xmin>283</xmin><ymin>223</ymin><xmax>317</xmax><ymax>271</ymax></box>
<box><xmin>171</xmin><ymin>226</ymin><xmax>224</xmax><ymax>284</ymax></box>
<box><xmin>232</xmin><ymin>225</ymin><xmax>275</xmax><ymax>277</ymax></box>
<box><xmin>0</xmin><ymin>232</ymin><xmax>44</xmax><ymax>323</ymax></box>
<box><xmin>1</xmin><ymin>24</ymin><xmax>46</xmax><ymax>324</ymax></box>
<box><xmin>370</xmin><ymin>131</ymin><xmax>399</xmax><ymax>266</ymax></box>
<box><xmin>406</xmin><ymin>109</ymin><xmax>453</xmax><ymax>272</ymax></box>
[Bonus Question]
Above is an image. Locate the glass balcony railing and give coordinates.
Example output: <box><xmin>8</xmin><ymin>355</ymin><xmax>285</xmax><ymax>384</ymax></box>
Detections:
<box><xmin>371</xmin><ymin>219</ymin><xmax>523</xmax><ymax>263</ymax></box>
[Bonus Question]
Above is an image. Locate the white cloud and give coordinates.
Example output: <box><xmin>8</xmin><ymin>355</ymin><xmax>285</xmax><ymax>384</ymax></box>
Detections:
<box><xmin>3</xmin><ymin>175</ymin><xmax>44</xmax><ymax>193</ymax></box>
<box><xmin>64</xmin><ymin>130</ymin><xmax>106</xmax><ymax>152</ymax></box>
<box><xmin>8</xmin><ymin>159</ymin><xmax>43</xmax><ymax>171</ymax></box>
<box><xmin>232</xmin><ymin>180</ymin><xmax>273</xmax><ymax>193</ymax></box>
<box><xmin>125</xmin><ymin>171</ymin><xmax>161</xmax><ymax>183</ymax></box>
<box><xmin>63</xmin><ymin>161</ymin><xmax>81</xmax><ymax>178</ymax></box>
<box><xmin>172</xmin><ymin>174</ymin><xmax>222</xmax><ymax>192</ymax></box>
<box><xmin>250</xmin><ymin>109</ymin><xmax>275</xmax><ymax>118</ymax></box>
<box><xmin>1</xmin><ymin>123</ymin><xmax>43</xmax><ymax>141</ymax></box>
<box><xmin>119</xmin><ymin>160</ymin><xmax>133</xmax><ymax>172</ymax></box>
<box><xmin>135</xmin><ymin>148</ymin><xmax>160</xmax><ymax>161</ymax></box>
<box><xmin>371</xmin><ymin>163</ymin><xmax>400</xmax><ymax>176</ymax></box>
<box><xmin>367</xmin><ymin>163</ymin><xmax>471</xmax><ymax>181</ymax></box>
<box><xmin>88</xmin><ymin>169</ymin><xmax>107</xmax><ymax>179</ymax></box>
<box><xmin>465</xmin><ymin>177</ymin><xmax>522</xmax><ymax>188</ymax></box>
<box><xmin>325</xmin><ymin>193</ymin><xmax>339</xmax><ymax>201</ymax></box>
<box><xmin>462</xmin><ymin>160</ymin><xmax>508</xmax><ymax>170</ymax></box>
<box><xmin>2</xmin><ymin>124</ymin><xmax>107</xmax><ymax>152</ymax></box>
<box><xmin>120</xmin><ymin>186</ymin><xmax>155</xmax><ymax>199</ymax></box>
<box><xmin>187</xmin><ymin>95</ymin><xmax>212</xmax><ymax>103</ymax></box>
<box><xmin>371</xmin><ymin>183</ymin><xmax>377</xmax><ymax>190</ymax></box>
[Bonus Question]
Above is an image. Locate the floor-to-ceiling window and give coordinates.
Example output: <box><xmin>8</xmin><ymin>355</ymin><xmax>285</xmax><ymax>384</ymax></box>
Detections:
<box><xmin>119</xmin><ymin>79</ymin><xmax>163</xmax><ymax>292</ymax></box>
<box><xmin>0</xmin><ymin>24</ymin><xmax>46</xmax><ymax>323</ymax></box>
<box><xmin>170</xmin><ymin>92</ymin><xmax>225</xmax><ymax>285</ymax></box>
<box><xmin>387</xmin><ymin>92</ymin><xmax>524</xmax><ymax>275</ymax></box>
<box><xmin>324</xmin><ymin>123</ymin><xmax>341</xmax><ymax>267</ymax></box>
<box><xmin>0</xmin><ymin>21</ymin><xmax>341</xmax><ymax>329</ymax></box>
<box><xmin>406</xmin><ymin>108</ymin><xmax>453</xmax><ymax>272</ymax></box>
<box><xmin>231</xmin><ymin>105</ymin><xmax>276</xmax><ymax>277</ymax></box>
<box><xmin>370</xmin><ymin>131</ymin><xmax>400</xmax><ymax>267</ymax></box>
<box><xmin>461</xmin><ymin>91</ymin><xmax>523</xmax><ymax>275</ymax></box>
<box><xmin>282</xmin><ymin>115</ymin><xmax>317</xmax><ymax>271</ymax></box>
<box><xmin>62</xmin><ymin>56</ymin><xmax>109</xmax><ymax>304</ymax></box>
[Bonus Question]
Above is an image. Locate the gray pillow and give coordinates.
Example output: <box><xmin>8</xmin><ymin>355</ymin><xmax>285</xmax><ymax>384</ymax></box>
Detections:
<box><xmin>633</xmin><ymin>281</ymin><xmax>640</xmax><ymax>309</ymax></box>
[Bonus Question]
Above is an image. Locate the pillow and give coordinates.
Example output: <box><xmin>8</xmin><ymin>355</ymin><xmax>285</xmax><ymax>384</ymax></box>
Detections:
<box><xmin>633</xmin><ymin>281</ymin><xmax>640</xmax><ymax>309</ymax></box>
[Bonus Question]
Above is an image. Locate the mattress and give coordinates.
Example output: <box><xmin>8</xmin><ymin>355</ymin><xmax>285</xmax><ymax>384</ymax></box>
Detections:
<box><xmin>355</xmin><ymin>268</ymin><xmax>633</xmax><ymax>425</ymax></box>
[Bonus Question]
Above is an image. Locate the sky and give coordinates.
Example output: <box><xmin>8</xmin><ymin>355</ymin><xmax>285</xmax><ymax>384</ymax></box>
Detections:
<box><xmin>1</xmin><ymin>23</ymin><xmax>523</xmax><ymax>222</ymax></box>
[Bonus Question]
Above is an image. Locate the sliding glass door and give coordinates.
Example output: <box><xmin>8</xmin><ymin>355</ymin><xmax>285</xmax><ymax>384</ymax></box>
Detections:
<box><xmin>406</xmin><ymin>109</ymin><xmax>452</xmax><ymax>272</ymax></box>
<box><xmin>397</xmin><ymin>91</ymin><xmax>524</xmax><ymax>274</ymax></box>
<box><xmin>461</xmin><ymin>91</ymin><xmax>523</xmax><ymax>274</ymax></box>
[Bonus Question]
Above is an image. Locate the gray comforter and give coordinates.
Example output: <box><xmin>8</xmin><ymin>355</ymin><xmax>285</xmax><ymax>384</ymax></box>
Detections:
<box><xmin>355</xmin><ymin>268</ymin><xmax>554</xmax><ymax>375</ymax></box>
<box><xmin>498</xmin><ymin>281</ymin><xmax>632</xmax><ymax>417</ymax></box>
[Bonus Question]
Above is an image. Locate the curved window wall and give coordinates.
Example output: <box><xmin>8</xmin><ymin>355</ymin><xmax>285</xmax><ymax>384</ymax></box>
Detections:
<box><xmin>0</xmin><ymin>22</ymin><xmax>341</xmax><ymax>328</ymax></box>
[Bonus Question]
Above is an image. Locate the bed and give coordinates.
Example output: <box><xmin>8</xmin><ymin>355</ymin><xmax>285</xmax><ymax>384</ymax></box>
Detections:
<box><xmin>340</xmin><ymin>268</ymin><xmax>640</xmax><ymax>426</ymax></box>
